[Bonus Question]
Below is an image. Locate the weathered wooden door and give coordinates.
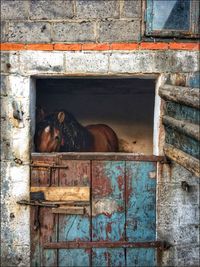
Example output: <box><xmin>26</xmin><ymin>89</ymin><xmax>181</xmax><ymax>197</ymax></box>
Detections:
<box><xmin>30</xmin><ymin>154</ymin><xmax>164</xmax><ymax>267</ymax></box>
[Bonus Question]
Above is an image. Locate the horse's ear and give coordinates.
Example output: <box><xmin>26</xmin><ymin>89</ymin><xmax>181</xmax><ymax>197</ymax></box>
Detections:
<box><xmin>57</xmin><ymin>111</ymin><xmax>65</xmax><ymax>124</ymax></box>
<box><xmin>44</xmin><ymin>126</ymin><xmax>50</xmax><ymax>133</ymax></box>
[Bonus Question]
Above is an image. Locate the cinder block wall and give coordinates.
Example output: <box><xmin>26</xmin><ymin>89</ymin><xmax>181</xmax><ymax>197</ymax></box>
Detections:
<box><xmin>1</xmin><ymin>0</ymin><xmax>141</xmax><ymax>43</ymax></box>
<box><xmin>1</xmin><ymin>1</ymin><xmax>199</xmax><ymax>267</ymax></box>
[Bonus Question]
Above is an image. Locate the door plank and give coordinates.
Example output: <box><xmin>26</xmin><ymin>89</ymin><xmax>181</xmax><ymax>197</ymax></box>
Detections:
<box><xmin>31</xmin><ymin>186</ymin><xmax>90</xmax><ymax>201</ymax></box>
<box><xmin>92</xmin><ymin>248</ymin><xmax>125</xmax><ymax>267</ymax></box>
<box><xmin>59</xmin><ymin>249</ymin><xmax>90</xmax><ymax>267</ymax></box>
<box><xmin>126</xmin><ymin>161</ymin><xmax>157</xmax><ymax>266</ymax></box>
<box><xmin>126</xmin><ymin>248</ymin><xmax>156</xmax><ymax>267</ymax></box>
<box><xmin>92</xmin><ymin>161</ymin><xmax>125</xmax><ymax>267</ymax></box>
<box><xmin>58</xmin><ymin>161</ymin><xmax>91</xmax><ymax>244</ymax></box>
<box><xmin>92</xmin><ymin>161</ymin><xmax>125</xmax><ymax>241</ymax></box>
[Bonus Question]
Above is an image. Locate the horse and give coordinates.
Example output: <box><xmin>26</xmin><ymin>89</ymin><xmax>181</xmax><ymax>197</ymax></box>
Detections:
<box><xmin>34</xmin><ymin>110</ymin><xmax>119</xmax><ymax>153</ymax></box>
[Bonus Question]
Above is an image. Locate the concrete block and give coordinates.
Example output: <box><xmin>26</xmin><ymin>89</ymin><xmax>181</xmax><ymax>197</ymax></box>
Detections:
<box><xmin>1</xmin><ymin>52</ymin><xmax>20</xmax><ymax>74</ymax></box>
<box><xmin>10</xmin><ymin>165</ymin><xmax>30</xmax><ymax>184</ymax></box>
<box><xmin>99</xmin><ymin>20</ymin><xmax>141</xmax><ymax>42</ymax></box>
<box><xmin>157</xmin><ymin>182</ymin><xmax>199</xmax><ymax>205</ymax></box>
<box><xmin>160</xmin><ymin>162</ymin><xmax>199</xmax><ymax>184</ymax></box>
<box><xmin>170</xmin><ymin>51</ymin><xmax>199</xmax><ymax>73</ymax></box>
<box><xmin>12</xmin><ymin>136</ymin><xmax>30</xmax><ymax>163</ymax></box>
<box><xmin>65</xmin><ymin>52</ymin><xmax>109</xmax><ymax>73</ymax></box>
<box><xmin>6</xmin><ymin>22</ymin><xmax>51</xmax><ymax>43</ymax></box>
<box><xmin>121</xmin><ymin>0</ymin><xmax>141</xmax><ymax>18</ymax></box>
<box><xmin>176</xmin><ymin>245</ymin><xmax>200</xmax><ymax>266</ymax></box>
<box><xmin>157</xmin><ymin>203</ymin><xmax>199</xmax><ymax>228</ymax></box>
<box><xmin>1</xmin><ymin>136</ymin><xmax>12</xmax><ymax>161</ymax></box>
<box><xmin>76</xmin><ymin>0</ymin><xmax>119</xmax><ymax>19</ymax></box>
<box><xmin>160</xmin><ymin>248</ymin><xmax>177</xmax><ymax>267</ymax></box>
<box><xmin>1</xmin><ymin>243</ymin><xmax>30</xmax><ymax>267</ymax></box>
<box><xmin>0</xmin><ymin>21</ymin><xmax>7</xmax><ymax>42</ymax></box>
<box><xmin>110</xmin><ymin>51</ymin><xmax>199</xmax><ymax>73</ymax></box>
<box><xmin>157</xmin><ymin>224</ymin><xmax>199</xmax><ymax>245</ymax></box>
<box><xmin>11</xmin><ymin>180</ymin><xmax>29</xmax><ymax>199</ymax></box>
<box><xmin>110</xmin><ymin>52</ymin><xmax>156</xmax><ymax>73</ymax></box>
<box><xmin>176</xmin><ymin>246</ymin><xmax>199</xmax><ymax>267</ymax></box>
<box><xmin>1</xmin><ymin>0</ymin><xmax>28</xmax><ymax>20</ymax></box>
<box><xmin>29</xmin><ymin>0</ymin><xmax>73</xmax><ymax>20</ymax></box>
<box><xmin>19</xmin><ymin>51</ymin><xmax>64</xmax><ymax>74</ymax></box>
<box><xmin>9</xmin><ymin>75</ymin><xmax>30</xmax><ymax>98</ymax></box>
<box><xmin>52</xmin><ymin>22</ymin><xmax>95</xmax><ymax>42</ymax></box>
<box><xmin>0</xmin><ymin>75</ymin><xmax>8</xmax><ymax>96</ymax></box>
<box><xmin>0</xmin><ymin>95</ymin><xmax>13</xmax><ymax>120</ymax></box>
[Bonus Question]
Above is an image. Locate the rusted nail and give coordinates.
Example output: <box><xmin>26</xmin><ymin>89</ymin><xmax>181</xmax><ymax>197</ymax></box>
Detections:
<box><xmin>160</xmin><ymin>156</ymin><xmax>171</xmax><ymax>164</ymax></box>
<box><xmin>14</xmin><ymin>158</ymin><xmax>23</xmax><ymax>165</ymax></box>
<box><xmin>181</xmin><ymin>181</ymin><xmax>190</xmax><ymax>192</ymax></box>
<box><xmin>6</xmin><ymin>63</ymin><xmax>11</xmax><ymax>69</ymax></box>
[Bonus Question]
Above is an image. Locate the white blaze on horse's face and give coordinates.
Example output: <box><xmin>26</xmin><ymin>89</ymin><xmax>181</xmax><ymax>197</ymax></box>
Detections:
<box><xmin>44</xmin><ymin>126</ymin><xmax>50</xmax><ymax>133</ymax></box>
<box><xmin>37</xmin><ymin>126</ymin><xmax>61</xmax><ymax>152</ymax></box>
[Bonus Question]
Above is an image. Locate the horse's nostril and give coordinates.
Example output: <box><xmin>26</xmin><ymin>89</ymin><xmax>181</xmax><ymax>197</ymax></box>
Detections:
<box><xmin>55</xmin><ymin>136</ymin><xmax>59</xmax><ymax>141</ymax></box>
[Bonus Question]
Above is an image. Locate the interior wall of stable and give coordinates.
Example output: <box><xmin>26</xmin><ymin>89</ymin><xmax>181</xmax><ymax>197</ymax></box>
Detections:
<box><xmin>36</xmin><ymin>78</ymin><xmax>155</xmax><ymax>154</ymax></box>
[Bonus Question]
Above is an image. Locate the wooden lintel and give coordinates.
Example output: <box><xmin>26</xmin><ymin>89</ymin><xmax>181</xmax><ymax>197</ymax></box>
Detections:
<box><xmin>159</xmin><ymin>84</ymin><xmax>200</xmax><ymax>109</ymax></box>
<box><xmin>164</xmin><ymin>144</ymin><xmax>200</xmax><ymax>177</ymax></box>
<box><xmin>162</xmin><ymin>115</ymin><xmax>200</xmax><ymax>141</ymax></box>
<box><xmin>30</xmin><ymin>187</ymin><xmax>90</xmax><ymax>201</ymax></box>
<box><xmin>31</xmin><ymin>153</ymin><xmax>165</xmax><ymax>162</ymax></box>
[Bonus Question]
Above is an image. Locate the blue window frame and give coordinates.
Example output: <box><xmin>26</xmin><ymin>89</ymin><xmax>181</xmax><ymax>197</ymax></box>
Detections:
<box><xmin>145</xmin><ymin>0</ymin><xmax>199</xmax><ymax>38</ymax></box>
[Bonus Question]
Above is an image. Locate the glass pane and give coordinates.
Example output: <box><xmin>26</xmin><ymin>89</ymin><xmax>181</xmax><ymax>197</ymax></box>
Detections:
<box><xmin>152</xmin><ymin>0</ymin><xmax>190</xmax><ymax>31</ymax></box>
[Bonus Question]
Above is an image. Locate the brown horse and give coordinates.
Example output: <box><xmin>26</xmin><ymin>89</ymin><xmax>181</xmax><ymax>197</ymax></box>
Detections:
<box><xmin>34</xmin><ymin>110</ymin><xmax>118</xmax><ymax>153</ymax></box>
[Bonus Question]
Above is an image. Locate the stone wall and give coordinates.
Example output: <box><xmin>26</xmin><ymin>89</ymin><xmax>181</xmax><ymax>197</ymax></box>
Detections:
<box><xmin>1</xmin><ymin>0</ymin><xmax>141</xmax><ymax>43</ymax></box>
<box><xmin>1</xmin><ymin>49</ymin><xmax>199</xmax><ymax>267</ymax></box>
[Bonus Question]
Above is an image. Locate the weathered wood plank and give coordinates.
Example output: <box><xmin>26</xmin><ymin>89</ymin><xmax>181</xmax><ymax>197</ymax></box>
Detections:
<box><xmin>165</xmin><ymin>128</ymin><xmax>200</xmax><ymax>159</ymax></box>
<box><xmin>163</xmin><ymin>115</ymin><xmax>200</xmax><ymax>141</ymax></box>
<box><xmin>92</xmin><ymin>248</ymin><xmax>125</xmax><ymax>267</ymax></box>
<box><xmin>126</xmin><ymin>162</ymin><xmax>156</xmax><ymax>242</ymax></box>
<box><xmin>31</xmin><ymin>187</ymin><xmax>90</xmax><ymax>201</ymax></box>
<box><xmin>164</xmin><ymin>102</ymin><xmax>200</xmax><ymax>125</ymax></box>
<box><xmin>31</xmin><ymin>152</ymin><xmax>165</xmax><ymax>162</ymax></box>
<box><xmin>59</xmin><ymin>249</ymin><xmax>90</xmax><ymax>267</ymax></box>
<box><xmin>164</xmin><ymin>144</ymin><xmax>200</xmax><ymax>177</ymax></box>
<box><xmin>92</xmin><ymin>161</ymin><xmax>125</xmax><ymax>241</ymax></box>
<box><xmin>159</xmin><ymin>84</ymin><xmax>200</xmax><ymax>109</ymax></box>
<box><xmin>126</xmin><ymin>248</ymin><xmax>156</xmax><ymax>267</ymax></box>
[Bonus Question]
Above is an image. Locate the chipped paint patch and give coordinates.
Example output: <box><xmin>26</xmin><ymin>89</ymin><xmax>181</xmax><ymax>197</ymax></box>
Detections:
<box><xmin>92</xmin><ymin>199</ymin><xmax>119</xmax><ymax>216</ymax></box>
<box><xmin>149</xmin><ymin>171</ymin><xmax>156</xmax><ymax>179</ymax></box>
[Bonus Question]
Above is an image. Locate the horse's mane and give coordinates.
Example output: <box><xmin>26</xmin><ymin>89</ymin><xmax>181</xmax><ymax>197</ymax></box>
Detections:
<box><xmin>60</xmin><ymin>111</ymin><xmax>93</xmax><ymax>152</ymax></box>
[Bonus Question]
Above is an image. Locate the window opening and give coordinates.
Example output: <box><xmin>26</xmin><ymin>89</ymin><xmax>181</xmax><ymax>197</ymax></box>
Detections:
<box><xmin>34</xmin><ymin>77</ymin><xmax>156</xmax><ymax>155</ymax></box>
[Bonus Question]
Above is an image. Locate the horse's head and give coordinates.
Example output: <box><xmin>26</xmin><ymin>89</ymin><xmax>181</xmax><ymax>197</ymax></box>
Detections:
<box><xmin>35</xmin><ymin>111</ymin><xmax>66</xmax><ymax>152</ymax></box>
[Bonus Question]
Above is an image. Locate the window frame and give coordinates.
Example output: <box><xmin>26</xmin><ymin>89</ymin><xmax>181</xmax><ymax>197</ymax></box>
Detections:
<box><xmin>145</xmin><ymin>0</ymin><xmax>199</xmax><ymax>38</ymax></box>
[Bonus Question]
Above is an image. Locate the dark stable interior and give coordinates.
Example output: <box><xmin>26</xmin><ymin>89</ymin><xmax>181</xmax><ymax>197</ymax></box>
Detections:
<box><xmin>36</xmin><ymin>77</ymin><xmax>155</xmax><ymax>154</ymax></box>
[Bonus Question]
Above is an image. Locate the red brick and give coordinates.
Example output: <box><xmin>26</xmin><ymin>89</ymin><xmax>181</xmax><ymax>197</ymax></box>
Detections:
<box><xmin>110</xmin><ymin>43</ymin><xmax>138</xmax><ymax>50</ymax></box>
<box><xmin>54</xmin><ymin>43</ymin><xmax>81</xmax><ymax>51</ymax></box>
<box><xmin>169</xmin><ymin>42</ymin><xmax>199</xmax><ymax>50</ymax></box>
<box><xmin>140</xmin><ymin>42</ymin><xmax>169</xmax><ymax>50</ymax></box>
<box><xmin>0</xmin><ymin>43</ymin><xmax>25</xmax><ymax>50</ymax></box>
<box><xmin>82</xmin><ymin>43</ymin><xmax>110</xmax><ymax>50</ymax></box>
<box><xmin>26</xmin><ymin>44</ymin><xmax>53</xmax><ymax>50</ymax></box>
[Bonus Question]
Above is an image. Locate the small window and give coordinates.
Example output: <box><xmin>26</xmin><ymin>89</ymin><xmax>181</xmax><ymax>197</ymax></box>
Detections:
<box><xmin>145</xmin><ymin>0</ymin><xmax>199</xmax><ymax>38</ymax></box>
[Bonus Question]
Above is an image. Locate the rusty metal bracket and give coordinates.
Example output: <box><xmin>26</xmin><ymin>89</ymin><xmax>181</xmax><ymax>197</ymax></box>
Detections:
<box><xmin>17</xmin><ymin>200</ymin><xmax>58</xmax><ymax>208</ymax></box>
<box><xmin>160</xmin><ymin>156</ymin><xmax>171</xmax><ymax>165</ymax></box>
<box><xmin>44</xmin><ymin>240</ymin><xmax>171</xmax><ymax>250</ymax></box>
